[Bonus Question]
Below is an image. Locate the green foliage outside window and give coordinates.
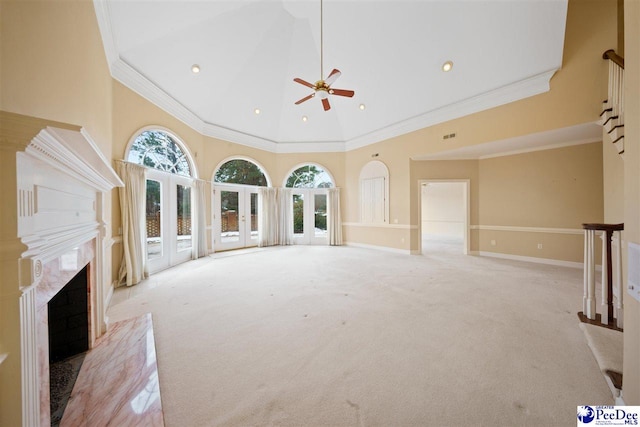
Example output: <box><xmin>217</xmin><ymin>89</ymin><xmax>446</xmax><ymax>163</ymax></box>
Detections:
<box><xmin>214</xmin><ymin>159</ymin><xmax>267</xmax><ymax>186</ymax></box>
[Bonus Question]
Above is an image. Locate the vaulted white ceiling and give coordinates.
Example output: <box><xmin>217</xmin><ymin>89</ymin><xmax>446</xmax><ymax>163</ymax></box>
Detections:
<box><xmin>95</xmin><ymin>0</ymin><xmax>569</xmax><ymax>152</ymax></box>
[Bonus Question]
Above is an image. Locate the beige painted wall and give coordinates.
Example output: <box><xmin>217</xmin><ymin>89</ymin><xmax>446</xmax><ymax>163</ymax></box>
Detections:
<box><xmin>0</xmin><ymin>1</ymin><xmax>114</xmax><ymax>424</ymax></box>
<box><xmin>479</xmin><ymin>142</ymin><xmax>604</xmax><ymax>228</ymax></box>
<box><xmin>603</xmin><ymin>137</ymin><xmax>626</xmax><ymax>223</ymax></box>
<box><xmin>409</xmin><ymin>143</ymin><xmax>604</xmax><ymax>263</ymax></box>
<box><xmin>622</xmin><ymin>0</ymin><xmax>640</xmax><ymax>405</ymax></box>
<box><xmin>478</xmin><ymin>142</ymin><xmax>603</xmax><ymax>262</ymax></box>
<box><xmin>343</xmin><ymin>0</ymin><xmax>616</xmax><ymax>251</ymax></box>
<box><xmin>0</xmin><ymin>0</ymin><xmax>113</xmax><ymax>159</ymax></box>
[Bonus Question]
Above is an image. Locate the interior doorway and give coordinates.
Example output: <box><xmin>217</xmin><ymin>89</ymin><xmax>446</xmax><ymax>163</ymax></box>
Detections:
<box><xmin>420</xmin><ymin>180</ymin><xmax>469</xmax><ymax>255</ymax></box>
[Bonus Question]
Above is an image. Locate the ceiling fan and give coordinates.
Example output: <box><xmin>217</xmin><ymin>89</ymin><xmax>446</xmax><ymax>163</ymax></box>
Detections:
<box><xmin>293</xmin><ymin>0</ymin><xmax>355</xmax><ymax>111</ymax></box>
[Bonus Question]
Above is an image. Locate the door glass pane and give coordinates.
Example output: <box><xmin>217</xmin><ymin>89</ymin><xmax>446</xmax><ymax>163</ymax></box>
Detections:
<box><xmin>177</xmin><ymin>184</ymin><xmax>192</xmax><ymax>252</ymax></box>
<box><xmin>250</xmin><ymin>192</ymin><xmax>258</xmax><ymax>241</ymax></box>
<box><xmin>146</xmin><ymin>180</ymin><xmax>162</xmax><ymax>259</ymax></box>
<box><xmin>314</xmin><ymin>194</ymin><xmax>327</xmax><ymax>237</ymax></box>
<box><xmin>293</xmin><ymin>194</ymin><xmax>304</xmax><ymax>235</ymax></box>
<box><xmin>221</xmin><ymin>191</ymin><xmax>240</xmax><ymax>242</ymax></box>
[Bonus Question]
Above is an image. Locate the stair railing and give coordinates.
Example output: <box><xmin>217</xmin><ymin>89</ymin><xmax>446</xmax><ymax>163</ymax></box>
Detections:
<box><xmin>581</xmin><ymin>223</ymin><xmax>624</xmax><ymax>330</ymax></box>
<box><xmin>600</xmin><ymin>49</ymin><xmax>625</xmax><ymax>154</ymax></box>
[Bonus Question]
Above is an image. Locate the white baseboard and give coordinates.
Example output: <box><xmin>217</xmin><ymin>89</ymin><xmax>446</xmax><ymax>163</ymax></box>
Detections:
<box><xmin>471</xmin><ymin>250</ymin><xmax>601</xmax><ymax>270</ymax></box>
<box><xmin>345</xmin><ymin>242</ymin><xmax>411</xmax><ymax>255</ymax></box>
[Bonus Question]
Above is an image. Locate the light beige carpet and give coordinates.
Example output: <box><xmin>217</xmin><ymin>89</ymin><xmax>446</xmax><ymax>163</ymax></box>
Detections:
<box><xmin>107</xmin><ymin>245</ymin><xmax>613</xmax><ymax>426</ymax></box>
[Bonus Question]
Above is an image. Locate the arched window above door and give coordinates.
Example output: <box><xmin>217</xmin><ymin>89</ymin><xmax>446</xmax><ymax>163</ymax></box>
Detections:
<box><xmin>213</xmin><ymin>158</ymin><xmax>269</xmax><ymax>186</ymax></box>
<box><xmin>127</xmin><ymin>129</ymin><xmax>194</xmax><ymax>177</ymax></box>
<box><xmin>124</xmin><ymin>128</ymin><xmax>196</xmax><ymax>273</ymax></box>
<box><xmin>284</xmin><ymin>164</ymin><xmax>334</xmax><ymax>188</ymax></box>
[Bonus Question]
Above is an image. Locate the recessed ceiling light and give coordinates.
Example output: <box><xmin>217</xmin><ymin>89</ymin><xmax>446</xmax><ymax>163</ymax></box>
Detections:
<box><xmin>442</xmin><ymin>61</ymin><xmax>453</xmax><ymax>72</ymax></box>
<box><xmin>302</xmin><ymin>116</ymin><xmax>308</xmax><ymax>122</ymax></box>
<box><xmin>359</xmin><ymin>104</ymin><xmax>366</xmax><ymax>110</ymax></box>
<box><xmin>254</xmin><ymin>108</ymin><xmax>261</xmax><ymax>115</ymax></box>
<box><xmin>191</xmin><ymin>64</ymin><xmax>200</xmax><ymax>74</ymax></box>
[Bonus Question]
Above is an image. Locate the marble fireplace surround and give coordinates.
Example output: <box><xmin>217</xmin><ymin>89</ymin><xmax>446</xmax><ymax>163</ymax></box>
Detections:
<box><xmin>14</xmin><ymin>125</ymin><xmax>123</xmax><ymax>426</ymax></box>
<box><xmin>37</xmin><ymin>240</ymin><xmax>95</xmax><ymax>426</ymax></box>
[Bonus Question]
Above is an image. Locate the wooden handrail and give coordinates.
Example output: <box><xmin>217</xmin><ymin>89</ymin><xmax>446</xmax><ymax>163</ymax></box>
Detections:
<box><xmin>603</xmin><ymin>49</ymin><xmax>624</xmax><ymax>69</ymax></box>
<box><xmin>582</xmin><ymin>223</ymin><xmax>624</xmax><ymax>232</ymax></box>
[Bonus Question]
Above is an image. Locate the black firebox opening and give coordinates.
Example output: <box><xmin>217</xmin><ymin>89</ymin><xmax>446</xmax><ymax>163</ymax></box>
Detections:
<box><xmin>48</xmin><ymin>265</ymin><xmax>89</xmax><ymax>363</ymax></box>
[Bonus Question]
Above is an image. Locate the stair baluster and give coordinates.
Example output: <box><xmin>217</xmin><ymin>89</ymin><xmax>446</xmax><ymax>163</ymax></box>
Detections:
<box><xmin>580</xmin><ymin>223</ymin><xmax>624</xmax><ymax>330</ymax></box>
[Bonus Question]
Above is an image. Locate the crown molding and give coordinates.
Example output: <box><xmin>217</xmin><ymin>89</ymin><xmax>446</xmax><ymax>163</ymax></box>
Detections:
<box><xmin>477</xmin><ymin>137</ymin><xmax>601</xmax><ymax>160</ymax></box>
<box><xmin>105</xmin><ymin>57</ymin><xmax>555</xmax><ymax>154</ymax></box>
<box><xmin>345</xmin><ymin>69</ymin><xmax>557</xmax><ymax>151</ymax></box>
<box><xmin>273</xmin><ymin>141</ymin><xmax>345</xmax><ymax>153</ymax></box>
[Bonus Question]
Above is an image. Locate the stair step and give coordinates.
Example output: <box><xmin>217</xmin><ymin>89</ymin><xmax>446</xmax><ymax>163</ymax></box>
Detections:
<box><xmin>613</xmin><ymin>136</ymin><xmax>624</xmax><ymax>155</ymax></box>
<box><xmin>608</xmin><ymin>124</ymin><xmax>624</xmax><ymax>142</ymax></box>
<box><xmin>603</xmin><ymin>116</ymin><xmax>620</xmax><ymax>133</ymax></box>
<box><xmin>579</xmin><ymin>321</ymin><xmax>623</xmax><ymax>398</ymax></box>
<box><xmin>598</xmin><ymin>108</ymin><xmax>613</xmax><ymax>126</ymax></box>
<box><xmin>60</xmin><ymin>313</ymin><xmax>165</xmax><ymax>426</ymax></box>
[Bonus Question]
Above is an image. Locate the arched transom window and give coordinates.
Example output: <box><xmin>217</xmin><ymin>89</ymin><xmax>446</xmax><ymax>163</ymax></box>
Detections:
<box><xmin>127</xmin><ymin>130</ymin><xmax>192</xmax><ymax>177</ymax></box>
<box><xmin>214</xmin><ymin>159</ymin><xmax>268</xmax><ymax>186</ymax></box>
<box><xmin>285</xmin><ymin>164</ymin><xmax>333</xmax><ymax>188</ymax></box>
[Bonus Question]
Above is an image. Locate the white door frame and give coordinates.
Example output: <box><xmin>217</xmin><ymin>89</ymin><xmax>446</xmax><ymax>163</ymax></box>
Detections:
<box><xmin>212</xmin><ymin>184</ymin><xmax>259</xmax><ymax>252</ymax></box>
<box><xmin>291</xmin><ymin>188</ymin><xmax>329</xmax><ymax>245</ymax></box>
<box><xmin>417</xmin><ymin>179</ymin><xmax>470</xmax><ymax>255</ymax></box>
<box><xmin>146</xmin><ymin>169</ymin><xmax>194</xmax><ymax>274</ymax></box>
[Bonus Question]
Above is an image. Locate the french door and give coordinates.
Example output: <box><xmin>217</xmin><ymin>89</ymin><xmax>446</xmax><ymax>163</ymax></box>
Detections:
<box><xmin>291</xmin><ymin>189</ymin><xmax>328</xmax><ymax>245</ymax></box>
<box><xmin>213</xmin><ymin>184</ymin><xmax>259</xmax><ymax>251</ymax></box>
<box><xmin>146</xmin><ymin>170</ymin><xmax>193</xmax><ymax>273</ymax></box>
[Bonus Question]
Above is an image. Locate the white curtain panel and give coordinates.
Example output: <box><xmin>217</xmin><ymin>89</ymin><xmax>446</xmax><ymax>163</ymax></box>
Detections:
<box><xmin>328</xmin><ymin>187</ymin><xmax>343</xmax><ymax>246</ymax></box>
<box><xmin>258</xmin><ymin>187</ymin><xmax>278</xmax><ymax>247</ymax></box>
<box><xmin>194</xmin><ymin>179</ymin><xmax>208</xmax><ymax>258</ymax></box>
<box><xmin>115</xmin><ymin>161</ymin><xmax>148</xmax><ymax>287</ymax></box>
<box><xmin>278</xmin><ymin>188</ymin><xmax>293</xmax><ymax>245</ymax></box>
<box><xmin>258</xmin><ymin>187</ymin><xmax>293</xmax><ymax>247</ymax></box>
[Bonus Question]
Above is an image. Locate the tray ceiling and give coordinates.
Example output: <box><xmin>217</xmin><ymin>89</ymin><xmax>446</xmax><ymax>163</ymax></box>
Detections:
<box><xmin>95</xmin><ymin>0</ymin><xmax>568</xmax><ymax>152</ymax></box>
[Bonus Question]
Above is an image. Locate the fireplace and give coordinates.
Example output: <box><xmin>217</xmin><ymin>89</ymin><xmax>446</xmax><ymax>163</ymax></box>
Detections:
<box><xmin>35</xmin><ymin>241</ymin><xmax>96</xmax><ymax>426</ymax></box>
<box><xmin>48</xmin><ymin>265</ymin><xmax>90</xmax><ymax>364</ymax></box>
<box><xmin>0</xmin><ymin>115</ymin><xmax>123</xmax><ymax>426</ymax></box>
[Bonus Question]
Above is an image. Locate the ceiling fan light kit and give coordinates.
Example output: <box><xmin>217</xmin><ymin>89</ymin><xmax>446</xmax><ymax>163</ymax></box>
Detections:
<box><xmin>293</xmin><ymin>0</ymin><xmax>355</xmax><ymax>112</ymax></box>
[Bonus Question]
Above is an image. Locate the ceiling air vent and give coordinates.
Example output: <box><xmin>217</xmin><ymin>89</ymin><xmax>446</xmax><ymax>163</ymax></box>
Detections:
<box><xmin>443</xmin><ymin>133</ymin><xmax>456</xmax><ymax>140</ymax></box>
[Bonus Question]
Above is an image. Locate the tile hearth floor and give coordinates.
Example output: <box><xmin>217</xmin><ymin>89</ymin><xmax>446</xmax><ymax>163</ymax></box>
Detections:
<box><xmin>50</xmin><ymin>352</ymin><xmax>86</xmax><ymax>427</ymax></box>
<box><xmin>60</xmin><ymin>313</ymin><xmax>164</xmax><ymax>426</ymax></box>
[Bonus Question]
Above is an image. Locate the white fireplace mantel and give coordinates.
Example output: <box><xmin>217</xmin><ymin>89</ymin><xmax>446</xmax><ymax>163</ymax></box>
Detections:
<box><xmin>18</xmin><ymin>127</ymin><xmax>123</xmax><ymax>289</ymax></box>
<box><xmin>1</xmin><ymin>116</ymin><xmax>123</xmax><ymax>426</ymax></box>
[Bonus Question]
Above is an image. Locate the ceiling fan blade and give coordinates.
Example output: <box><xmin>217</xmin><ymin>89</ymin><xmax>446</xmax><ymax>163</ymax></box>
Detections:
<box><xmin>294</xmin><ymin>78</ymin><xmax>315</xmax><ymax>89</ymax></box>
<box><xmin>324</xmin><ymin>69</ymin><xmax>341</xmax><ymax>86</ymax></box>
<box><xmin>295</xmin><ymin>93</ymin><xmax>315</xmax><ymax>105</ymax></box>
<box><xmin>322</xmin><ymin>98</ymin><xmax>331</xmax><ymax>111</ymax></box>
<box><xmin>329</xmin><ymin>88</ymin><xmax>355</xmax><ymax>98</ymax></box>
